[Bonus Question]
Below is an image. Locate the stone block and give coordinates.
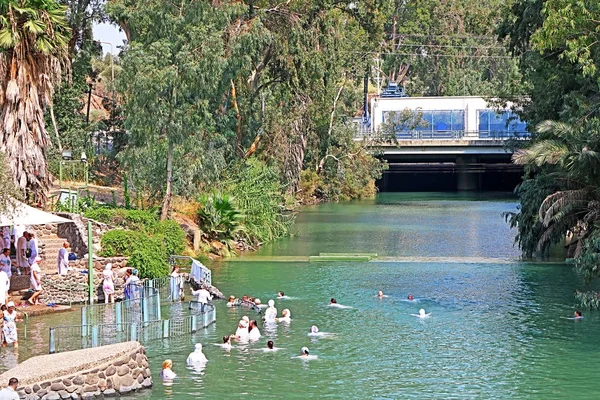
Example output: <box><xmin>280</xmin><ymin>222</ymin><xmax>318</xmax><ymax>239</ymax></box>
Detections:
<box><xmin>84</xmin><ymin>375</ymin><xmax>98</xmax><ymax>385</ymax></box>
<box><xmin>24</xmin><ymin>386</ymin><xmax>32</xmax><ymax>394</ymax></box>
<box><xmin>131</xmin><ymin>369</ymin><xmax>141</xmax><ymax>379</ymax></box>
<box><xmin>97</xmin><ymin>372</ymin><xmax>105</xmax><ymax>379</ymax></box>
<box><xmin>82</xmin><ymin>384</ymin><xmax>97</xmax><ymax>393</ymax></box>
<box><xmin>141</xmin><ymin>378</ymin><xmax>152</xmax><ymax>388</ymax></box>
<box><xmin>62</xmin><ymin>379</ymin><xmax>71</xmax><ymax>387</ymax></box>
<box><xmin>117</xmin><ymin>365</ymin><xmax>129</xmax><ymax>376</ymax></box>
<box><xmin>119</xmin><ymin>375</ymin><xmax>134</xmax><ymax>388</ymax></box>
<box><xmin>127</xmin><ymin>360</ymin><xmax>137</xmax><ymax>370</ymax></box>
<box><xmin>137</xmin><ymin>374</ymin><xmax>144</xmax><ymax>384</ymax></box>
<box><xmin>65</xmin><ymin>386</ymin><xmax>77</xmax><ymax>393</ymax></box>
<box><xmin>70</xmin><ymin>394</ymin><xmax>78</xmax><ymax>400</ymax></box>
<box><xmin>50</xmin><ymin>383</ymin><xmax>65</xmax><ymax>392</ymax></box>
<box><xmin>33</xmin><ymin>384</ymin><xmax>41</xmax><ymax>392</ymax></box>
<box><xmin>37</xmin><ymin>389</ymin><xmax>48</xmax><ymax>397</ymax></box>
<box><xmin>58</xmin><ymin>390</ymin><xmax>70</xmax><ymax>399</ymax></box>
<box><xmin>142</xmin><ymin>368</ymin><xmax>151</xmax><ymax>378</ymax></box>
<box><xmin>103</xmin><ymin>388</ymin><xmax>116</xmax><ymax>397</ymax></box>
<box><xmin>72</xmin><ymin>376</ymin><xmax>84</xmax><ymax>386</ymax></box>
<box><xmin>46</xmin><ymin>391</ymin><xmax>60</xmax><ymax>400</ymax></box>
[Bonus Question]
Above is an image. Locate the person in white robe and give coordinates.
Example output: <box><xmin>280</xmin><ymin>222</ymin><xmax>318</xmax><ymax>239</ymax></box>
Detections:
<box><xmin>57</xmin><ymin>242</ymin><xmax>70</xmax><ymax>275</ymax></box>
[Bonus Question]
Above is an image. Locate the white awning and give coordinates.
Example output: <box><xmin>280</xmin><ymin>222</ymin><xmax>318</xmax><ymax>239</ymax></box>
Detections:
<box><xmin>0</xmin><ymin>201</ymin><xmax>72</xmax><ymax>226</ymax></box>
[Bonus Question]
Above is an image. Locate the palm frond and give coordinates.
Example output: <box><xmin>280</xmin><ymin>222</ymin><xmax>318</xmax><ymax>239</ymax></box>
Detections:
<box><xmin>512</xmin><ymin>139</ymin><xmax>569</xmax><ymax>166</ymax></box>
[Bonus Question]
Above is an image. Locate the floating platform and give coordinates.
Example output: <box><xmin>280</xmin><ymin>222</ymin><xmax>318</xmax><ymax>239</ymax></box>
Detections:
<box><xmin>309</xmin><ymin>253</ymin><xmax>378</xmax><ymax>262</ymax></box>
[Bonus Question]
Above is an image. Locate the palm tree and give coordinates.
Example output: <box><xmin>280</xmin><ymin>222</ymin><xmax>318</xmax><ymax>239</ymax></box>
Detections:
<box><xmin>513</xmin><ymin>119</ymin><xmax>600</xmax><ymax>255</ymax></box>
<box><xmin>0</xmin><ymin>0</ymin><xmax>70</xmax><ymax>204</ymax></box>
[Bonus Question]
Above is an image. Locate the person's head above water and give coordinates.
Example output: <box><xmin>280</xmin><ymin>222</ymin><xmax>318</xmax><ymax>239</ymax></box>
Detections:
<box><xmin>574</xmin><ymin>310</ymin><xmax>583</xmax><ymax>317</ymax></box>
<box><xmin>254</xmin><ymin>298</ymin><xmax>262</xmax><ymax>305</ymax></box>
<box><xmin>278</xmin><ymin>291</ymin><xmax>284</xmax><ymax>297</ymax></box>
<box><xmin>377</xmin><ymin>290</ymin><xmax>384</xmax><ymax>297</ymax></box>
<box><xmin>419</xmin><ymin>308</ymin><xmax>426</xmax><ymax>316</ymax></box>
<box><xmin>281</xmin><ymin>309</ymin><xmax>290</xmax><ymax>318</ymax></box>
<box><xmin>267</xmin><ymin>340</ymin><xmax>274</xmax><ymax>349</ymax></box>
<box><xmin>268</xmin><ymin>299</ymin><xmax>275</xmax><ymax>307</ymax></box>
<box><xmin>242</xmin><ymin>315</ymin><xmax>249</xmax><ymax>323</ymax></box>
<box><xmin>301</xmin><ymin>347</ymin><xmax>309</xmax><ymax>356</ymax></box>
<box><xmin>311</xmin><ymin>325</ymin><xmax>319</xmax><ymax>333</ymax></box>
<box><xmin>223</xmin><ymin>335</ymin><xmax>231</xmax><ymax>344</ymax></box>
<box><xmin>242</xmin><ymin>295</ymin><xmax>248</xmax><ymax>301</ymax></box>
<box><xmin>407</xmin><ymin>294</ymin><xmax>414</xmax><ymax>300</ymax></box>
<box><xmin>194</xmin><ymin>343</ymin><xmax>203</xmax><ymax>352</ymax></box>
<box><xmin>330</xmin><ymin>298</ymin><xmax>337</xmax><ymax>304</ymax></box>
<box><xmin>162</xmin><ymin>359</ymin><xmax>173</xmax><ymax>370</ymax></box>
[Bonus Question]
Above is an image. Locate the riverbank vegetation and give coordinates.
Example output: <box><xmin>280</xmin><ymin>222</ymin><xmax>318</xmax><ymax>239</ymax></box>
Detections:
<box><xmin>500</xmin><ymin>1</ymin><xmax>600</xmax><ymax>307</ymax></box>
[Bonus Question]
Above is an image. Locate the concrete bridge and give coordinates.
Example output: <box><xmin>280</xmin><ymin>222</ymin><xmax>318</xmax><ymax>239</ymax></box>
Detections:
<box><xmin>354</xmin><ymin>95</ymin><xmax>529</xmax><ymax>191</ymax></box>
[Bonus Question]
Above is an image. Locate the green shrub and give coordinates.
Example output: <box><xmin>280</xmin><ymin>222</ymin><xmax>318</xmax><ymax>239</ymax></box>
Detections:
<box><xmin>99</xmin><ymin>230</ymin><xmax>142</xmax><ymax>257</ymax></box>
<box><xmin>127</xmin><ymin>237</ymin><xmax>169</xmax><ymax>279</ymax></box>
<box><xmin>154</xmin><ymin>220</ymin><xmax>186</xmax><ymax>256</ymax></box>
<box><xmin>85</xmin><ymin>207</ymin><xmax>159</xmax><ymax>231</ymax></box>
<box><xmin>197</xmin><ymin>193</ymin><xmax>246</xmax><ymax>245</ymax></box>
<box><xmin>225</xmin><ymin>160</ymin><xmax>295</xmax><ymax>243</ymax></box>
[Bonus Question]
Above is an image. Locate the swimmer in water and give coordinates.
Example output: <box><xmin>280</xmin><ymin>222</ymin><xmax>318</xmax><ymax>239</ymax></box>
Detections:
<box><xmin>161</xmin><ymin>359</ymin><xmax>176</xmax><ymax>380</ymax></box>
<box><xmin>411</xmin><ymin>308</ymin><xmax>431</xmax><ymax>318</ymax></box>
<box><xmin>267</xmin><ymin>340</ymin><xmax>274</xmax><ymax>350</ymax></box>
<box><xmin>221</xmin><ymin>335</ymin><xmax>232</xmax><ymax>350</ymax></box>
<box><xmin>300</xmin><ymin>347</ymin><xmax>310</xmax><ymax>357</ymax></box>
<box><xmin>278</xmin><ymin>291</ymin><xmax>285</xmax><ymax>298</ymax></box>
<box><xmin>377</xmin><ymin>290</ymin><xmax>386</xmax><ymax>298</ymax></box>
<box><xmin>574</xmin><ymin>310</ymin><xmax>583</xmax><ymax>319</ymax></box>
<box><xmin>330</xmin><ymin>298</ymin><xmax>337</xmax><ymax>304</ymax></box>
<box><xmin>407</xmin><ymin>294</ymin><xmax>414</xmax><ymax>301</ymax></box>
<box><xmin>311</xmin><ymin>325</ymin><xmax>319</xmax><ymax>334</ymax></box>
<box><xmin>276</xmin><ymin>308</ymin><xmax>291</xmax><ymax>323</ymax></box>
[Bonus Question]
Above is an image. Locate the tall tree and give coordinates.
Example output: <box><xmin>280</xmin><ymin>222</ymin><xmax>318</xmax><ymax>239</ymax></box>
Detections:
<box><xmin>0</xmin><ymin>0</ymin><xmax>71</xmax><ymax>203</ymax></box>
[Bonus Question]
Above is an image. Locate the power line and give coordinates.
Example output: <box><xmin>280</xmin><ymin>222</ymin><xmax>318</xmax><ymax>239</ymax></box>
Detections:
<box><xmin>391</xmin><ymin>33</ymin><xmax>499</xmax><ymax>40</ymax></box>
<box><xmin>392</xmin><ymin>43</ymin><xmax>506</xmax><ymax>50</ymax></box>
<box><xmin>356</xmin><ymin>51</ymin><xmax>514</xmax><ymax>59</ymax></box>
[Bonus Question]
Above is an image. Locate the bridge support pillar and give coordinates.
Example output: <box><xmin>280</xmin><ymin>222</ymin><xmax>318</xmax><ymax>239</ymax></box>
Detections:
<box><xmin>456</xmin><ymin>156</ymin><xmax>479</xmax><ymax>191</ymax></box>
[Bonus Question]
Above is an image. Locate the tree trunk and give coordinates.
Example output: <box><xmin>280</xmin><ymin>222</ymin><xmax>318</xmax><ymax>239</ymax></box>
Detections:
<box><xmin>284</xmin><ymin>119</ymin><xmax>308</xmax><ymax>195</ymax></box>
<box><xmin>160</xmin><ymin>140</ymin><xmax>174</xmax><ymax>221</ymax></box>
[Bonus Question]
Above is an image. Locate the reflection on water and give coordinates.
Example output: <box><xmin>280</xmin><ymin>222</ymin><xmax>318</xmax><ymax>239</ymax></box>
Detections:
<box><xmin>2</xmin><ymin>193</ymin><xmax>598</xmax><ymax>399</ymax></box>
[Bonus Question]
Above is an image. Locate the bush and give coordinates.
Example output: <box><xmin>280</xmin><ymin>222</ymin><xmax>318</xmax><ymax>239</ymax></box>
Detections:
<box><xmin>99</xmin><ymin>230</ymin><xmax>142</xmax><ymax>257</ymax></box>
<box><xmin>85</xmin><ymin>207</ymin><xmax>159</xmax><ymax>231</ymax></box>
<box><xmin>154</xmin><ymin>220</ymin><xmax>186</xmax><ymax>256</ymax></box>
<box><xmin>224</xmin><ymin>160</ymin><xmax>295</xmax><ymax>243</ymax></box>
<box><xmin>127</xmin><ymin>236</ymin><xmax>169</xmax><ymax>279</ymax></box>
<box><xmin>197</xmin><ymin>193</ymin><xmax>246</xmax><ymax>245</ymax></box>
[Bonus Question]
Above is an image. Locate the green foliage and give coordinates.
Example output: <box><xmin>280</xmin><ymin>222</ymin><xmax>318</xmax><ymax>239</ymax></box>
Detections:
<box><xmin>127</xmin><ymin>237</ymin><xmax>170</xmax><ymax>279</ymax></box>
<box><xmin>197</xmin><ymin>193</ymin><xmax>245</xmax><ymax>246</ymax></box>
<box><xmin>84</xmin><ymin>208</ymin><xmax>159</xmax><ymax>230</ymax></box>
<box><xmin>154</xmin><ymin>220</ymin><xmax>186</xmax><ymax>256</ymax></box>
<box><xmin>225</xmin><ymin>160</ymin><xmax>295</xmax><ymax>243</ymax></box>
<box><xmin>99</xmin><ymin>229</ymin><xmax>141</xmax><ymax>257</ymax></box>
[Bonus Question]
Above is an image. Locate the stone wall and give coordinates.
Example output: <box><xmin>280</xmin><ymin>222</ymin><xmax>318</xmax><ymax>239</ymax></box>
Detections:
<box><xmin>40</xmin><ymin>257</ymin><xmax>129</xmax><ymax>305</ymax></box>
<box><xmin>55</xmin><ymin>213</ymin><xmax>113</xmax><ymax>257</ymax></box>
<box><xmin>0</xmin><ymin>341</ymin><xmax>152</xmax><ymax>399</ymax></box>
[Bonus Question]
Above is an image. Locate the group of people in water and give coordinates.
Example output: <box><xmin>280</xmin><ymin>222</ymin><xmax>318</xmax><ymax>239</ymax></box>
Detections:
<box><xmin>161</xmin><ymin>289</ymin><xmax>439</xmax><ymax>379</ymax></box>
<box><xmin>160</xmin><ymin>288</ymin><xmax>586</xmax><ymax>380</ymax></box>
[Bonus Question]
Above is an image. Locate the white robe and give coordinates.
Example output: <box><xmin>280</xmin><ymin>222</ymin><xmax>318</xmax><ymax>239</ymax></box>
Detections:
<box><xmin>57</xmin><ymin>247</ymin><xmax>69</xmax><ymax>275</ymax></box>
<box><xmin>0</xmin><ymin>270</ymin><xmax>9</xmax><ymax>305</ymax></box>
<box><xmin>186</xmin><ymin>350</ymin><xmax>208</xmax><ymax>365</ymax></box>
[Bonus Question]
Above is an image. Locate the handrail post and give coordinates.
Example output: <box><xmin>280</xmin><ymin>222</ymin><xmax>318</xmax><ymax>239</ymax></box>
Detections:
<box><xmin>49</xmin><ymin>327</ymin><xmax>56</xmax><ymax>354</ymax></box>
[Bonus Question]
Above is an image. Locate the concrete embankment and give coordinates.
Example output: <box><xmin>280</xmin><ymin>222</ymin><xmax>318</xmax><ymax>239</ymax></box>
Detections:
<box><xmin>0</xmin><ymin>341</ymin><xmax>151</xmax><ymax>399</ymax></box>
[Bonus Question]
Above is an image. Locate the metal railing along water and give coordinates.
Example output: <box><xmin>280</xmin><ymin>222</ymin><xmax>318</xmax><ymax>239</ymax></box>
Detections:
<box><xmin>81</xmin><ymin>285</ymin><xmax>161</xmax><ymax>326</ymax></box>
<box><xmin>49</xmin><ymin>304</ymin><xmax>216</xmax><ymax>353</ymax></box>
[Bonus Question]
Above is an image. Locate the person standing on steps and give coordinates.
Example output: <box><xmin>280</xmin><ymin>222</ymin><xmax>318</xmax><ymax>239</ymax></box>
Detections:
<box><xmin>16</xmin><ymin>232</ymin><xmax>28</xmax><ymax>276</ymax></box>
<box><xmin>28</xmin><ymin>256</ymin><xmax>43</xmax><ymax>305</ymax></box>
<box><xmin>0</xmin><ymin>248</ymin><xmax>11</xmax><ymax>278</ymax></box>
<box><xmin>57</xmin><ymin>242</ymin><xmax>69</xmax><ymax>275</ymax></box>
<box><xmin>27</xmin><ymin>232</ymin><xmax>38</xmax><ymax>267</ymax></box>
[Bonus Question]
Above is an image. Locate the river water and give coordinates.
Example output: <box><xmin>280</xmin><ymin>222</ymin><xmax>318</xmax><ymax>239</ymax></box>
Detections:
<box><xmin>3</xmin><ymin>193</ymin><xmax>599</xmax><ymax>399</ymax></box>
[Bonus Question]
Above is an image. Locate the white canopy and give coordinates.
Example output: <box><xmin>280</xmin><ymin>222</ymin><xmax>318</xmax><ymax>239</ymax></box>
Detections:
<box><xmin>0</xmin><ymin>201</ymin><xmax>72</xmax><ymax>227</ymax></box>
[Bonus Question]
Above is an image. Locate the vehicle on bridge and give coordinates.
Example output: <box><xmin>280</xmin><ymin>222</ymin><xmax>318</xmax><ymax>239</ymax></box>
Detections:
<box><xmin>357</xmin><ymin>96</ymin><xmax>529</xmax><ymax>140</ymax></box>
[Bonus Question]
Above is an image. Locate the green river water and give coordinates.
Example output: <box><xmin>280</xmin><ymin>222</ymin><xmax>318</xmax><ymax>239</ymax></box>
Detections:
<box><xmin>2</xmin><ymin>193</ymin><xmax>600</xmax><ymax>399</ymax></box>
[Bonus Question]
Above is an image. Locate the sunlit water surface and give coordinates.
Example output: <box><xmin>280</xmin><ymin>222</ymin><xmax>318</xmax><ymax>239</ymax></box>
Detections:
<box><xmin>2</xmin><ymin>193</ymin><xmax>599</xmax><ymax>399</ymax></box>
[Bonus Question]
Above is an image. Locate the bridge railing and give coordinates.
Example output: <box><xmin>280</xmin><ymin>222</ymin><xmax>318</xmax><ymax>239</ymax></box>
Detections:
<box><xmin>355</xmin><ymin>130</ymin><xmax>530</xmax><ymax>140</ymax></box>
<box><xmin>81</xmin><ymin>286</ymin><xmax>161</xmax><ymax>326</ymax></box>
